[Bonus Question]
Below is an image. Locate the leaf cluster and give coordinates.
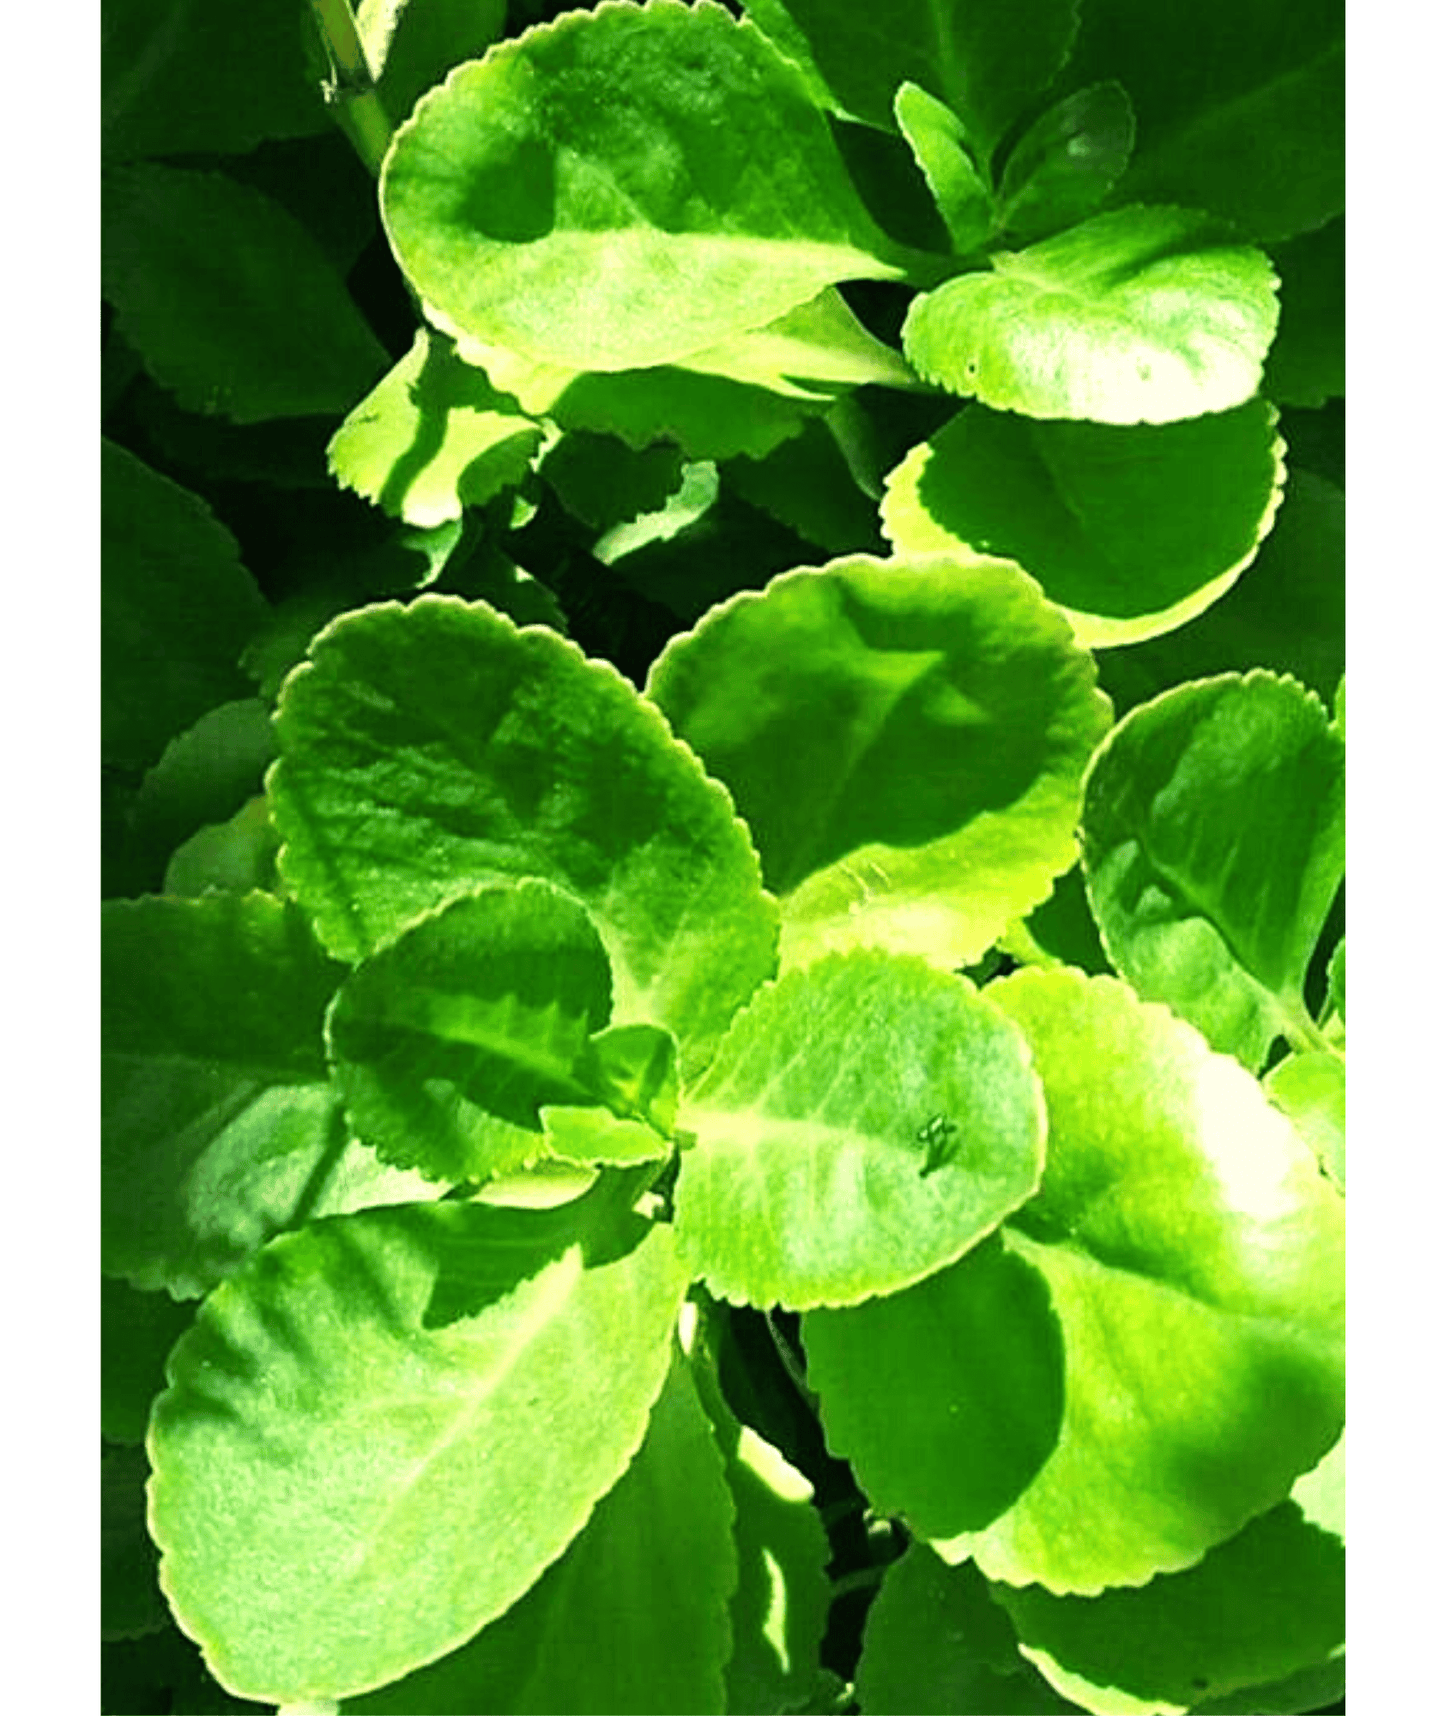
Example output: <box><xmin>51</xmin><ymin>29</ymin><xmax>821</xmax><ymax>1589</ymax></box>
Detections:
<box><xmin>101</xmin><ymin>2</ymin><xmax>1344</xmax><ymax>1712</ymax></box>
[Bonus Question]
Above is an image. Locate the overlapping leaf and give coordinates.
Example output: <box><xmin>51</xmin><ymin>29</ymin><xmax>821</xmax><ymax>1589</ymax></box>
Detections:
<box><xmin>356</xmin><ymin>0</ymin><xmax>509</xmax><ymax>127</ymax></box>
<box><xmin>102</xmin><ymin>0</ymin><xmax>328</xmax><ymax>160</ymax></box>
<box><xmin>149</xmin><ymin>1179</ymin><xmax>690</xmax><ymax>1703</ymax></box>
<box><xmin>995</xmin><ymin>83</ymin><xmax>1136</xmax><ymax>243</ymax></box>
<box><xmin>102</xmin><ymin>1447</ymin><xmax>168</xmax><ymax>1642</ymax></box>
<box><xmin>893</xmin><ymin>84</ymin><xmax>992</xmax><ymax>255</ymax></box>
<box><xmin>741</xmin><ymin>0</ymin><xmax>1079</xmax><ymax>157</ymax></box>
<box><xmin>102</xmin><ymin>442</ymin><xmax>266</xmax><ymax>772</ymax></box>
<box><xmin>1067</xmin><ymin>0</ymin><xmax>1345</xmax><ymax>242</ymax></box>
<box><xmin>1082</xmin><ymin>670</ymin><xmax>1345</xmax><ymax>1068</ymax></box>
<box><xmin>380</xmin><ymin>0</ymin><xmax>917</xmax><ymax>373</ymax></box>
<box><xmin>996</xmin><ymin>1437</ymin><xmax>1345</xmax><ymax>1714</ymax></box>
<box><xmin>881</xmin><ymin>400</ymin><xmax>1286</xmax><ymax>647</ymax></box>
<box><xmin>902</xmin><ymin>206</ymin><xmax>1280</xmax><ymax>424</ymax></box>
<box><xmin>103</xmin><ymin>166</ymin><xmax>388</xmax><ymax>424</ymax></box>
<box><xmin>1265</xmin><ymin>1053</ymin><xmax>1345</xmax><ymax>1191</ymax></box>
<box><xmin>326</xmin><ymin>882</ymin><xmax>621</xmax><ymax>1183</ymax></box>
<box><xmin>328</xmin><ymin>329</ymin><xmax>543</xmax><ymax>528</ymax></box>
<box><xmin>884</xmin><ymin>970</ymin><xmax>1343</xmax><ymax>1595</ymax></box>
<box><xmin>673</xmin><ymin>950</ymin><xmax>1046</xmax><ymax>1309</ymax></box>
<box><xmin>342</xmin><ymin>1347</ymin><xmax>735</xmax><ymax>1714</ymax></box>
<box><xmin>855</xmin><ymin>1547</ymin><xmax>1082</xmax><ymax>1715</ymax></box>
<box><xmin>269</xmin><ymin>596</ymin><xmax>778</xmax><ymax>1078</ymax></box>
<box><xmin>453</xmin><ymin>287</ymin><xmax>919</xmax><ymax>461</ymax></box>
<box><xmin>102</xmin><ymin>892</ymin><xmax>439</xmax><ymax>1297</ymax></box>
<box><xmin>101</xmin><ymin>1280</ymin><xmax>196</xmax><ymax>1446</ymax></box>
<box><xmin>648</xmin><ymin>553</ymin><xmax>1111</xmax><ymax>973</ymax></box>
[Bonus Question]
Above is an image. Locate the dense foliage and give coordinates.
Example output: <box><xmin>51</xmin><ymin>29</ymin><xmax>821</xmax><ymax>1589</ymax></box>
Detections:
<box><xmin>101</xmin><ymin>2</ymin><xmax>1345</xmax><ymax>1712</ymax></box>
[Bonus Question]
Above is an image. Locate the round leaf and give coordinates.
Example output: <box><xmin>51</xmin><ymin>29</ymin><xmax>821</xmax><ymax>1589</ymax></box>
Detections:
<box><xmin>881</xmin><ymin>400</ymin><xmax>1286</xmax><ymax>647</ymax></box>
<box><xmin>268</xmin><ymin>595</ymin><xmax>778</xmax><ymax>1080</ymax></box>
<box><xmin>930</xmin><ymin>969</ymin><xmax>1345</xmax><ymax>1594</ymax></box>
<box><xmin>149</xmin><ymin>1185</ymin><xmax>690</xmax><ymax>1703</ymax></box>
<box><xmin>327</xmin><ymin>882</ymin><xmax>615</xmax><ymax>1184</ymax></box>
<box><xmin>674</xmin><ymin>950</ymin><xmax>1046</xmax><ymax>1310</ymax></box>
<box><xmin>803</xmin><ymin>1232</ymin><xmax>1065</xmax><ymax>1537</ymax></box>
<box><xmin>1082</xmin><ymin>670</ymin><xmax>1345</xmax><ymax>1068</ymax></box>
<box><xmin>648</xmin><ymin>553</ymin><xmax>1112</xmax><ymax>973</ymax></box>
<box><xmin>902</xmin><ymin>206</ymin><xmax>1280</xmax><ymax>424</ymax></box>
<box><xmin>380</xmin><ymin>0</ymin><xmax>909</xmax><ymax>372</ymax></box>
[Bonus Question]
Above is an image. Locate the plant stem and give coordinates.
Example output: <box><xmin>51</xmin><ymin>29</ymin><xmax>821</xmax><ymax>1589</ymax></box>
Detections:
<box><xmin>308</xmin><ymin>0</ymin><xmax>394</xmax><ymax>177</ymax></box>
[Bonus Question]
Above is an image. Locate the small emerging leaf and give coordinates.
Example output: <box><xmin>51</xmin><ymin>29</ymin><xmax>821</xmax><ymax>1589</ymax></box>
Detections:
<box><xmin>326</xmin><ymin>882</ymin><xmax>615</xmax><ymax>1184</ymax></box>
<box><xmin>893</xmin><ymin>84</ymin><xmax>993</xmax><ymax>255</ymax></box>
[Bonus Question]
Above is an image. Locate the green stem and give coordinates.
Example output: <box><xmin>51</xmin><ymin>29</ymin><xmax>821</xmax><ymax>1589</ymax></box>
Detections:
<box><xmin>308</xmin><ymin>0</ymin><xmax>394</xmax><ymax>177</ymax></box>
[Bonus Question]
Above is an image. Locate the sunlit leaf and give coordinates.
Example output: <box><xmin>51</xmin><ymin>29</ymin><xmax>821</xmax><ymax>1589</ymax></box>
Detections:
<box><xmin>648</xmin><ymin>553</ymin><xmax>1111</xmax><ymax>973</ymax></box>
<box><xmin>925</xmin><ymin>970</ymin><xmax>1345</xmax><ymax>1594</ymax></box>
<box><xmin>342</xmin><ymin>1348</ymin><xmax>734</xmax><ymax>1714</ymax></box>
<box><xmin>881</xmin><ymin>400</ymin><xmax>1285</xmax><ymax>647</ymax></box>
<box><xmin>903</xmin><ymin>206</ymin><xmax>1279</xmax><ymax>424</ymax></box>
<box><xmin>1082</xmin><ymin>671</ymin><xmax>1345</xmax><ymax>1068</ymax></box>
<box><xmin>674</xmin><ymin>951</ymin><xmax>1045</xmax><ymax>1309</ymax></box>
<box><xmin>381</xmin><ymin>0</ymin><xmax>914</xmax><ymax>373</ymax></box>
<box><xmin>269</xmin><ymin>596</ymin><xmax>778</xmax><ymax>1078</ymax></box>
<box><xmin>149</xmin><ymin>1181</ymin><xmax>690</xmax><ymax>1703</ymax></box>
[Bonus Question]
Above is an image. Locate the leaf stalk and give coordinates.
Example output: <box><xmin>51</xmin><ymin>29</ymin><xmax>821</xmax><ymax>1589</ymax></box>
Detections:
<box><xmin>308</xmin><ymin>0</ymin><xmax>394</xmax><ymax>177</ymax></box>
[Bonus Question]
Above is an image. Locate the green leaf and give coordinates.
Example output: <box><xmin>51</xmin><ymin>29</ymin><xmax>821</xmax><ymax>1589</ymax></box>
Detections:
<box><xmin>881</xmin><ymin>400</ymin><xmax>1286</xmax><ymax>648</ymax></box>
<box><xmin>269</xmin><ymin>596</ymin><xmax>778</xmax><ymax>1079</ymax></box>
<box><xmin>741</xmin><ymin>0</ymin><xmax>1080</xmax><ymax>158</ymax></box>
<box><xmin>380</xmin><ymin>0</ymin><xmax>911</xmax><ymax>373</ymax></box>
<box><xmin>855</xmin><ymin>1547</ymin><xmax>1082</xmax><ymax>1715</ymax></box>
<box><xmin>995</xmin><ymin>1439</ymin><xmax>1345</xmax><ymax>1715</ymax></box>
<box><xmin>326</xmin><ymin>882</ymin><xmax>615</xmax><ymax>1183</ymax></box>
<box><xmin>148</xmin><ymin>1182</ymin><xmax>690</xmax><ymax>1703</ymax></box>
<box><xmin>648</xmin><ymin>553</ymin><xmax>1111</xmax><ymax>973</ymax></box>
<box><xmin>343</xmin><ymin>1345</ymin><xmax>735</xmax><ymax>1714</ymax></box>
<box><xmin>722</xmin><ymin>419</ymin><xmax>885</xmax><ymax>557</ymax></box>
<box><xmin>1265</xmin><ymin>1052</ymin><xmax>1345</xmax><ymax>1191</ymax></box>
<box><xmin>103</xmin><ymin>893</ymin><xmax>438</xmax><ymax>1297</ymax></box>
<box><xmin>1264</xmin><ymin>218</ymin><xmax>1345</xmax><ymax>407</ymax></box>
<box><xmin>804</xmin><ymin>1232</ymin><xmax>1065</xmax><ymax>1537</ymax></box>
<box><xmin>328</xmin><ymin>329</ymin><xmax>543</xmax><ymax>528</ymax></box>
<box><xmin>1327</xmin><ymin>936</ymin><xmax>1345</xmax><ymax>1021</ymax></box>
<box><xmin>130</xmin><ymin>700</ymin><xmax>276</xmax><ymax>881</ymax></box>
<box><xmin>902</xmin><ymin>206</ymin><xmax>1280</xmax><ymax>424</ymax></box>
<box><xmin>1068</xmin><ymin>0</ymin><xmax>1344</xmax><ymax>243</ymax></box>
<box><xmin>995</xmin><ymin>83</ymin><xmax>1136</xmax><ymax>243</ymax></box>
<box><xmin>1093</xmin><ymin>468</ymin><xmax>1344</xmax><ymax>718</ymax></box>
<box><xmin>458</xmin><ymin>288</ymin><xmax>918</xmax><ymax>462</ymax></box>
<box><xmin>164</xmin><ymin>796</ymin><xmax>281</xmax><ymax>898</ymax></box>
<box><xmin>102</xmin><ymin>0</ymin><xmax>328</xmax><ymax>160</ymax></box>
<box><xmin>674</xmin><ymin>950</ymin><xmax>1045</xmax><ymax>1310</ymax></box>
<box><xmin>683</xmin><ymin>1298</ymin><xmax>834</xmax><ymax>1716</ymax></box>
<box><xmin>541</xmin><ymin>1104</ymin><xmax>673</xmax><ymax>1168</ymax></box>
<box><xmin>102</xmin><ymin>1278</ymin><xmax>197</xmax><ymax>1446</ymax></box>
<box><xmin>542</xmin><ymin>433</ymin><xmax>686</xmax><ymax>534</ymax></box>
<box><xmin>102</xmin><ymin>1447</ymin><xmax>169</xmax><ymax>1642</ymax></box>
<box><xmin>1082</xmin><ymin>671</ymin><xmax>1345</xmax><ymax>1068</ymax></box>
<box><xmin>356</xmin><ymin>0</ymin><xmax>509</xmax><ymax>127</ymax></box>
<box><xmin>102</xmin><ymin>441</ymin><xmax>266</xmax><ymax>772</ymax></box>
<box><xmin>930</xmin><ymin>969</ymin><xmax>1345</xmax><ymax>1594</ymax></box>
<box><xmin>103</xmin><ymin>166</ymin><xmax>388</xmax><ymax>423</ymax></box>
<box><xmin>893</xmin><ymin>84</ymin><xmax>993</xmax><ymax>255</ymax></box>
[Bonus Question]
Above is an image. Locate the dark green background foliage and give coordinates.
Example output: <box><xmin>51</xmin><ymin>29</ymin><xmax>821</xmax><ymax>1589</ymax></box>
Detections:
<box><xmin>102</xmin><ymin>2</ymin><xmax>1343</xmax><ymax>1712</ymax></box>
